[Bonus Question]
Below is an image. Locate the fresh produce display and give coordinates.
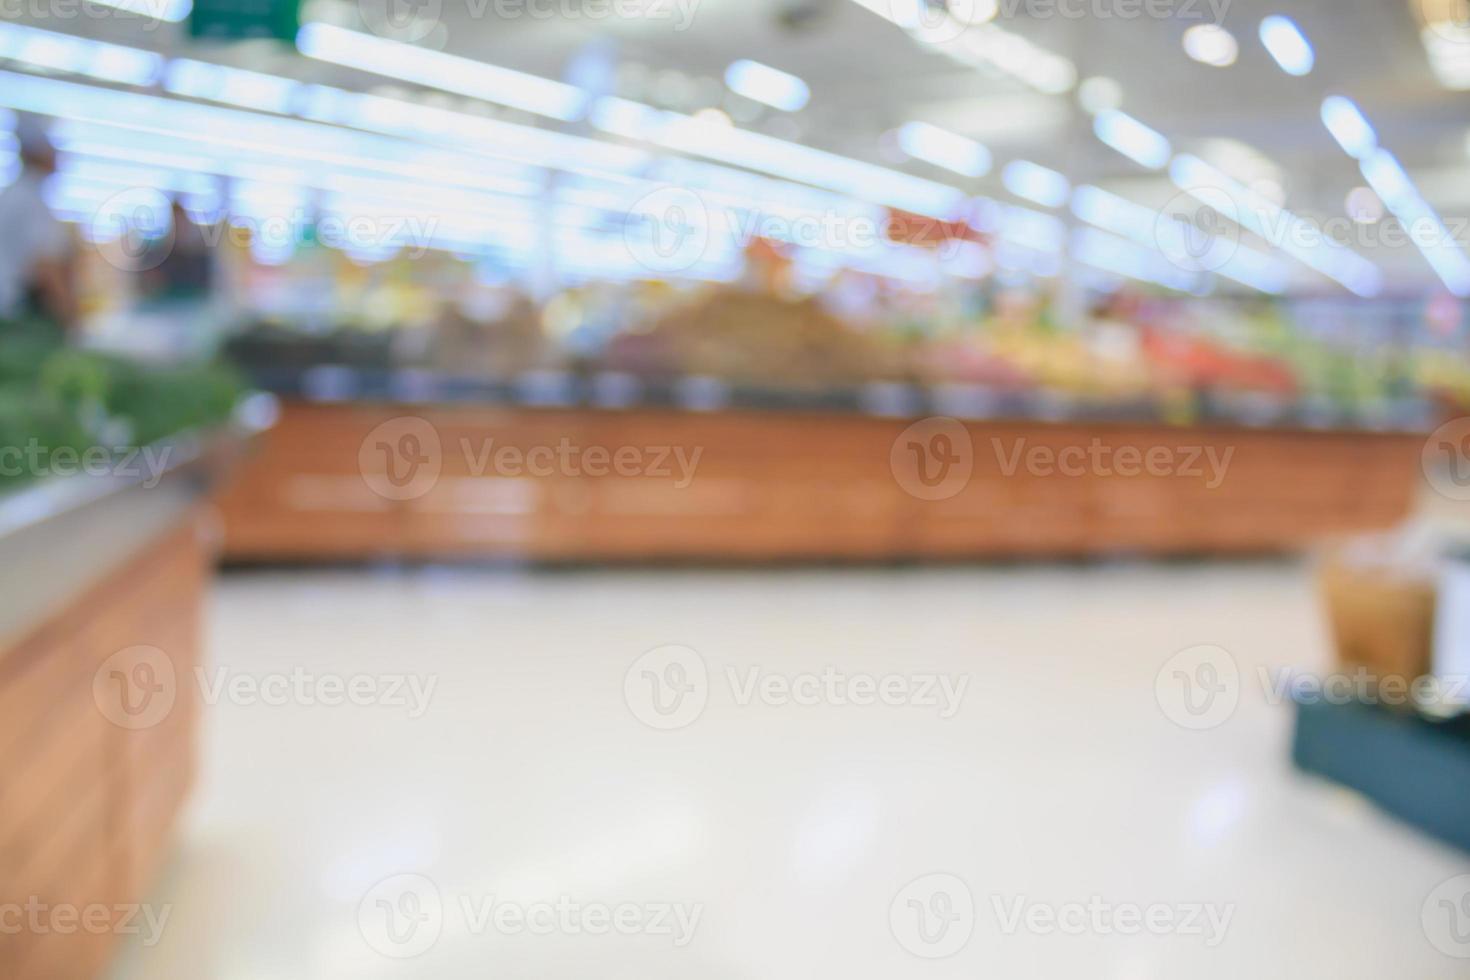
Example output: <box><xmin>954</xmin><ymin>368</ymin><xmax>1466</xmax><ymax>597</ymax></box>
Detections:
<box><xmin>603</xmin><ymin>289</ymin><xmax>913</xmax><ymax>386</ymax></box>
<box><xmin>211</xmin><ymin>252</ymin><xmax>1470</xmax><ymax>422</ymax></box>
<box><xmin>0</xmin><ymin>322</ymin><xmax>246</xmax><ymax>491</ymax></box>
<box><xmin>218</xmin><ymin>282</ymin><xmax>1468</xmax><ymax>419</ymax></box>
<box><xmin>427</xmin><ymin>293</ymin><xmax>553</xmax><ymax>377</ymax></box>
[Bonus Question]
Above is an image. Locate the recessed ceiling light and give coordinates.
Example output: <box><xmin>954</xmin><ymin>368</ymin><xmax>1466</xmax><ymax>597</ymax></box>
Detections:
<box><xmin>896</xmin><ymin>121</ymin><xmax>991</xmax><ymax>177</ymax></box>
<box><xmin>1320</xmin><ymin>96</ymin><xmax>1378</xmax><ymax>160</ymax></box>
<box><xmin>1259</xmin><ymin>16</ymin><xmax>1314</xmax><ymax>76</ymax></box>
<box><xmin>1092</xmin><ymin>110</ymin><xmax>1171</xmax><ymax>169</ymax></box>
<box><xmin>1183</xmin><ymin>24</ymin><xmax>1239</xmax><ymax>68</ymax></box>
<box><xmin>1002</xmin><ymin>160</ymin><xmax>1070</xmax><ymax>208</ymax></box>
<box><xmin>724</xmin><ymin>59</ymin><xmax>810</xmax><ymax>113</ymax></box>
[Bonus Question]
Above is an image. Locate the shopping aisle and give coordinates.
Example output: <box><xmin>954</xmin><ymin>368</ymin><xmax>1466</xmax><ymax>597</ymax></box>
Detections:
<box><xmin>106</xmin><ymin>561</ymin><xmax>1463</xmax><ymax>979</ymax></box>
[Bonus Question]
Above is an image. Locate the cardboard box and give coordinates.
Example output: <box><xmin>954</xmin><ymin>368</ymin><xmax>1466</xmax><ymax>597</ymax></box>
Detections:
<box><xmin>1319</xmin><ymin>539</ymin><xmax>1438</xmax><ymax>691</ymax></box>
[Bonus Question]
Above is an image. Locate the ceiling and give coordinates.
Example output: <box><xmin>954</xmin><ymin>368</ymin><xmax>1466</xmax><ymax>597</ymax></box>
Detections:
<box><xmin>321</xmin><ymin>0</ymin><xmax>1468</xmax><ymax>198</ymax></box>
<box><xmin>17</xmin><ymin>0</ymin><xmax>1470</xmax><ymax>289</ymax></box>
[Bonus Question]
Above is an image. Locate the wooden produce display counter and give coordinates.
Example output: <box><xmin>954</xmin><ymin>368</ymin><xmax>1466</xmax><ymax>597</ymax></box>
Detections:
<box><xmin>215</xmin><ymin>400</ymin><xmax>1424</xmax><ymax>562</ymax></box>
<box><xmin>0</xmin><ymin>426</ymin><xmax>256</xmax><ymax>979</ymax></box>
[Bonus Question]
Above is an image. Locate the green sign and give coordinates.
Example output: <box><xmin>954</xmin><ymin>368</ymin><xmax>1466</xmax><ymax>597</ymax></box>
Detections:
<box><xmin>188</xmin><ymin>0</ymin><xmax>299</xmax><ymax>41</ymax></box>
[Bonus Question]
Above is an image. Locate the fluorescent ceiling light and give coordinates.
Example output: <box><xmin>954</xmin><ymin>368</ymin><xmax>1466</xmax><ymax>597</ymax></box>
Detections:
<box><xmin>1071</xmin><ymin>185</ymin><xmax>1288</xmax><ymax>293</ymax></box>
<box><xmin>13</xmin><ymin>68</ymin><xmax>948</xmax><ymax>276</ymax></box>
<box><xmin>1258</xmin><ymin>16</ymin><xmax>1314</xmax><ymax>76</ymax></box>
<box><xmin>896</xmin><ymin>121</ymin><xmax>991</xmax><ymax>178</ymax></box>
<box><xmin>56</xmin><ymin>131</ymin><xmax>552</xmax><ymax>226</ymax></box>
<box><xmin>647</xmin><ymin>156</ymin><xmax>882</xmax><ymax>235</ymax></box>
<box><xmin>0</xmin><ymin>21</ymin><xmax>163</xmax><ymax>86</ymax></box>
<box><xmin>14</xmin><ymin>80</ymin><xmax>817</xmax><ymax>279</ymax></box>
<box><xmin>999</xmin><ymin>205</ymin><xmax>1067</xmax><ymax>254</ymax></box>
<box><xmin>0</xmin><ymin>70</ymin><xmax>546</xmax><ymax>197</ymax></box>
<box><xmin>958</xmin><ymin>25</ymin><xmax>1077</xmax><ymax>94</ymax></box>
<box><xmin>72</xmin><ymin>43</ymin><xmax>646</xmax><ymax>182</ymax></box>
<box><xmin>1092</xmin><ymin>110</ymin><xmax>1171</xmax><ymax>170</ymax></box>
<box><xmin>1169</xmin><ymin>153</ymin><xmax>1382</xmax><ymax>296</ymax></box>
<box><xmin>969</xmin><ymin>198</ymin><xmax>1070</xmax><ymax>258</ymax></box>
<box><xmin>845</xmin><ymin>0</ymin><xmax>1073</xmax><ymax>95</ymax></box>
<box><xmin>848</xmin><ymin>0</ymin><xmax>998</xmax><ymax>40</ymax></box>
<box><xmin>1213</xmin><ymin>244</ymin><xmax>1292</xmax><ymax>294</ymax></box>
<box><xmin>295</xmin><ymin>22</ymin><xmax>587</xmax><ymax>122</ymax></box>
<box><xmin>662</xmin><ymin>117</ymin><xmax>965</xmax><ymax>217</ymax></box>
<box><xmin>1320</xmin><ymin>96</ymin><xmax>1377</xmax><ymax>160</ymax></box>
<box><xmin>45</xmin><ymin>142</ymin><xmax>689</xmax><ymax>271</ymax></box>
<box><xmin>87</xmin><ymin>58</ymin><xmax>875</xmax><ymax>243</ymax></box>
<box><xmin>165</xmin><ymin>59</ymin><xmax>302</xmax><ymax>114</ymax></box>
<box><xmin>1358</xmin><ymin>149</ymin><xmax>1416</xmax><ymax>211</ymax></box>
<box><xmin>1359</xmin><ymin>149</ymin><xmax>1470</xmax><ymax>296</ymax></box>
<box><xmin>1070</xmin><ymin>185</ymin><xmax>1155</xmax><ymax>243</ymax></box>
<box><xmin>294</xmin><ymin>83</ymin><xmax>646</xmax><ymax>178</ymax></box>
<box><xmin>724</xmin><ymin>59</ymin><xmax>810</xmax><ymax>112</ymax></box>
<box><xmin>1071</xmin><ymin>226</ymin><xmax>1203</xmax><ymax>293</ymax></box>
<box><xmin>591</xmin><ymin>97</ymin><xmax>966</xmax><ymax>218</ymax></box>
<box><xmin>1183</xmin><ymin>24</ymin><xmax>1238</xmax><ymax>67</ymax></box>
<box><xmin>1002</xmin><ymin>160</ymin><xmax>1070</xmax><ymax>208</ymax></box>
<box><xmin>1316</xmin><ymin>85</ymin><xmax>1470</xmax><ymax>295</ymax></box>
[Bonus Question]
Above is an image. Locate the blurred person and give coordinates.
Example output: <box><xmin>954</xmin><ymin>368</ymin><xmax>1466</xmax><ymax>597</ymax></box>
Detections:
<box><xmin>0</xmin><ymin>114</ymin><xmax>76</xmax><ymax>330</ymax></box>
<box><xmin>139</xmin><ymin>201</ymin><xmax>215</xmax><ymax>302</ymax></box>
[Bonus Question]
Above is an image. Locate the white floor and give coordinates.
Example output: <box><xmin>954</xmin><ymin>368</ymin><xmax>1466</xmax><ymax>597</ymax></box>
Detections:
<box><xmin>106</xmin><ymin>560</ymin><xmax>1467</xmax><ymax>979</ymax></box>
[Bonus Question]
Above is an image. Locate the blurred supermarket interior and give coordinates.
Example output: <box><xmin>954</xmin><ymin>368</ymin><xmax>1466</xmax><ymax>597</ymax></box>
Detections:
<box><xmin>4</xmin><ymin>0</ymin><xmax>1470</xmax><ymax>976</ymax></box>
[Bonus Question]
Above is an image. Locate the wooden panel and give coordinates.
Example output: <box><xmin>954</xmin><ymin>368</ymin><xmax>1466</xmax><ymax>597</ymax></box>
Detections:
<box><xmin>0</xmin><ymin>516</ymin><xmax>209</xmax><ymax>980</ymax></box>
<box><xmin>215</xmin><ymin>402</ymin><xmax>1424</xmax><ymax>561</ymax></box>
